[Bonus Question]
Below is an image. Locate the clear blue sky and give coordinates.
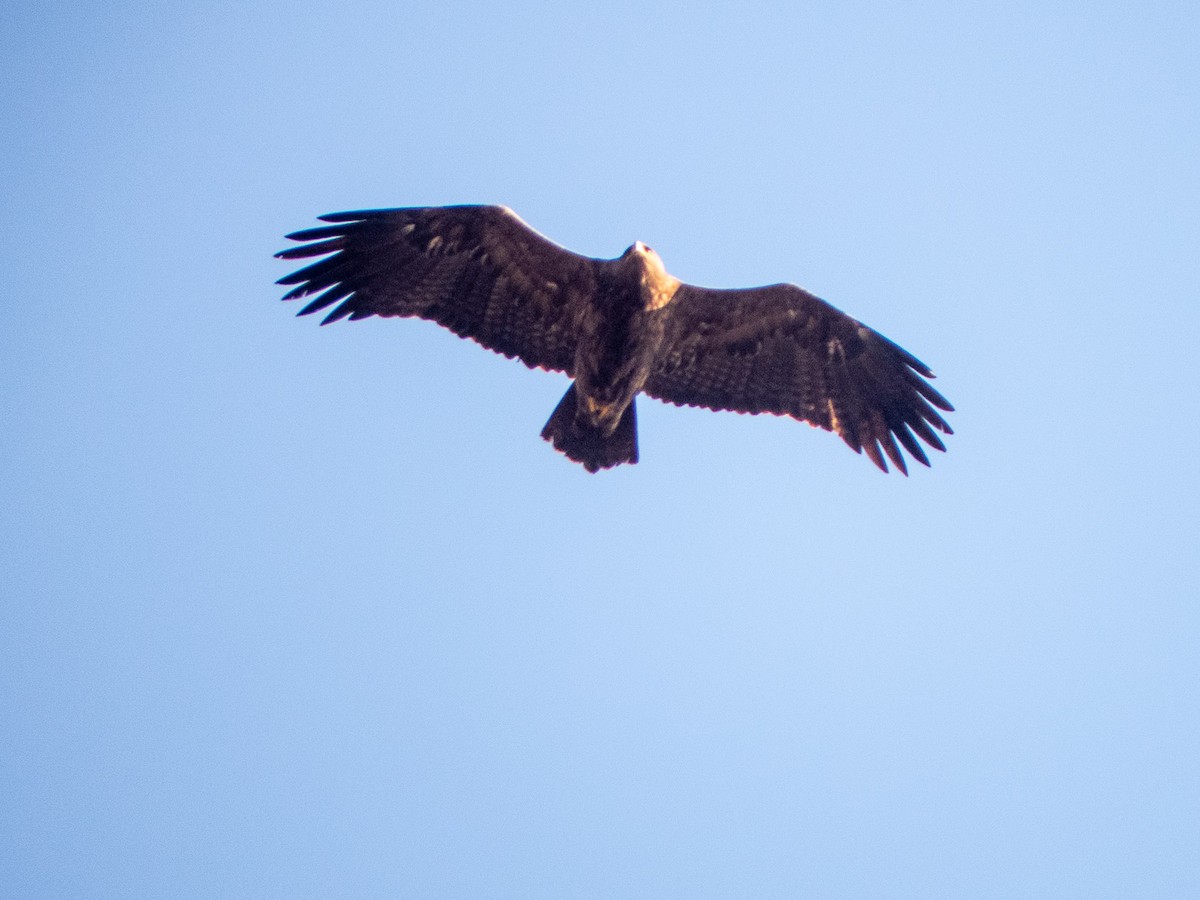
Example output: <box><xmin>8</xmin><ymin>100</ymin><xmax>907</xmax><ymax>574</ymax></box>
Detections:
<box><xmin>3</xmin><ymin>1</ymin><xmax>1198</xmax><ymax>897</ymax></box>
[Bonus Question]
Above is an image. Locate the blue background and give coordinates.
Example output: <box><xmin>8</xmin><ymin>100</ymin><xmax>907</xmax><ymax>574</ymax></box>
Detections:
<box><xmin>3</xmin><ymin>2</ymin><xmax>1198</xmax><ymax>896</ymax></box>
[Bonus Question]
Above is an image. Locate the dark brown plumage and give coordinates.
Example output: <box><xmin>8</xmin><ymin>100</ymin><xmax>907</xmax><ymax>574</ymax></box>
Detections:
<box><xmin>276</xmin><ymin>205</ymin><xmax>953</xmax><ymax>473</ymax></box>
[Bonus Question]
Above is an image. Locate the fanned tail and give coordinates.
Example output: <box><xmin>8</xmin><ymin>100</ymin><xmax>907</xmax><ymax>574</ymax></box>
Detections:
<box><xmin>540</xmin><ymin>384</ymin><xmax>639</xmax><ymax>473</ymax></box>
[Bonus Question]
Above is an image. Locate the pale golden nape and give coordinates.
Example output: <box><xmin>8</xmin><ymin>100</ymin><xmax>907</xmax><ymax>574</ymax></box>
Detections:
<box><xmin>627</xmin><ymin>241</ymin><xmax>681</xmax><ymax>311</ymax></box>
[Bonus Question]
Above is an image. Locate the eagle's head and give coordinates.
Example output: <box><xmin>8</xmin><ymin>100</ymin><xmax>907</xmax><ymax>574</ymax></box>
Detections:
<box><xmin>621</xmin><ymin>241</ymin><xmax>680</xmax><ymax>310</ymax></box>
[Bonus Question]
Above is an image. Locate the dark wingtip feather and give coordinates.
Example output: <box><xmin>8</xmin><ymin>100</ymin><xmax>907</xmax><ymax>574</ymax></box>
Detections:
<box><xmin>274</xmin><ymin>238</ymin><xmax>344</xmax><ymax>260</ymax></box>
<box><xmin>929</xmin><ymin>413</ymin><xmax>953</xmax><ymax>435</ymax></box>
<box><xmin>893</xmin><ymin>422</ymin><xmax>931</xmax><ymax>468</ymax></box>
<box><xmin>910</xmin><ymin>396</ymin><xmax>953</xmax><ymax>436</ymax></box>
<box><xmin>297</xmin><ymin>284</ymin><xmax>354</xmax><ymax>317</ymax></box>
<box><xmin>274</xmin><ymin>255</ymin><xmax>344</xmax><ymax>288</ymax></box>
<box><xmin>862</xmin><ymin>439</ymin><xmax>888</xmax><ymax>473</ymax></box>
<box><xmin>904</xmin><ymin>415</ymin><xmax>947</xmax><ymax>453</ymax></box>
<box><xmin>874</xmin><ymin>332</ymin><xmax>935</xmax><ymax>378</ymax></box>
<box><xmin>284</xmin><ymin>223</ymin><xmax>351</xmax><ymax>242</ymax></box>
<box><xmin>879</xmin><ymin>431</ymin><xmax>909</xmax><ymax>476</ymax></box>
<box><xmin>317</xmin><ymin>208</ymin><xmax>397</xmax><ymax>223</ymax></box>
<box><xmin>320</xmin><ymin>303</ymin><xmax>358</xmax><ymax>326</ymax></box>
<box><xmin>917</xmin><ymin>379</ymin><xmax>955</xmax><ymax>413</ymax></box>
<box><xmin>280</xmin><ymin>282</ymin><xmax>315</xmax><ymax>300</ymax></box>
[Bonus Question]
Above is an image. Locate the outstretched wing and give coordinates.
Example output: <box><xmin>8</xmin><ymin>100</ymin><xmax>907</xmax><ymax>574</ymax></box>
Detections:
<box><xmin>644</xmin><ymin>283</ymin><xmax>954</xmax><ymax>473</ymax></box>
<box><xmin>276</xmin><ymin>205</ymin><xmax>597</xmax><ymax>373</ymax></box>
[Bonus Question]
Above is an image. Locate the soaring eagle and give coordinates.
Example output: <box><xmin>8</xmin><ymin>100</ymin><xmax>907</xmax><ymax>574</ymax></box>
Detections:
<box><xmin>277</xmin><ymin>205</ymin><xmax>953</xmax><ymax>473</ymax></box>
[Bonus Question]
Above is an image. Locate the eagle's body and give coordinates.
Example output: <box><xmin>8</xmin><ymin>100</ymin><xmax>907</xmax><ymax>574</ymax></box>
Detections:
<box><xmin>540</xmin><ymin>242</ymin><xmax>676</xmax><ymax>469</ymax></box>
<box><xmin>277</xmin><ymin>205</ymin><xmax>953</xmax><ymax>473</ymax></box>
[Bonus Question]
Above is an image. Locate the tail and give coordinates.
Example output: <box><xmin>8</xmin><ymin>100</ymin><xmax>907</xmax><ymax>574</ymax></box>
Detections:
<box><xmin>540</xmin><ymin>384</ymin><xmax>639</xmax><ymax>473</ymax></box>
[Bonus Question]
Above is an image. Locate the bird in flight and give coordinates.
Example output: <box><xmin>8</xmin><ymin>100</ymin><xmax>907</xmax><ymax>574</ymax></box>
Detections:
<box><xmin>277</xmin><ymin>205</ymin><xmax>953</xmax><ymax>473</ymax></box>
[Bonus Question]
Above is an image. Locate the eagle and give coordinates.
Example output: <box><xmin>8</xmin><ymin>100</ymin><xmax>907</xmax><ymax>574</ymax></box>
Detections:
<box><xmin>276</xmin><ymin>205</ymin><xmax>953</xmax><ymax>474</ymax></box>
